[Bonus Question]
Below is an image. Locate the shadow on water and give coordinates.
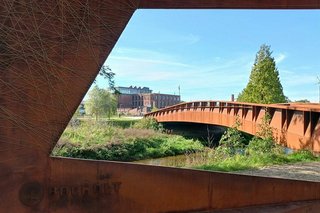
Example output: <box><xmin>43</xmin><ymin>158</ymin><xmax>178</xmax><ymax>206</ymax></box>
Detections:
<box><xmin>135</xmin><ymin>122</ymin><xmax>255</xmax><ymax>167</ymax></box>
<box><xmin>135</xmin><ymin>122</ymin><xmax>227</xmax><ymax>167</ymax></box>
<box><xmin>162</xmin><ymin>122</ymin><xmax>253</xmax><ymax>147</ymax></box>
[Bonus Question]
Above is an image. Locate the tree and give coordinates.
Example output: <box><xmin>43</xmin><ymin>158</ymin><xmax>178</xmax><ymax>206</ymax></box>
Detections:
<box><xmin>98</xmin><ymin>65</ymin><xmax>121</xmax><ymax>101</ymax></box>
<box><xmin>238</xmin><ymin>44</ymin><xmax>286</xmax><ymax>104</ymax></box>
<box><xmin>99</xmin><ymin>65</ymin><xmax>115</xmax><ymax>90</ymax></box>
<box><xmin>85</xmin><ymin>85</ymin><xmax>117</xmax><ymax>121</ymax></box>
<box><xmin>294</xmin><ymin>99</ymin><xmax>310</xmax><ymax>103</ymax></box>
<box><xmin>151</xmin><ymin>106</ymin><xmax>158</xmax><ymax>112</ymax></box>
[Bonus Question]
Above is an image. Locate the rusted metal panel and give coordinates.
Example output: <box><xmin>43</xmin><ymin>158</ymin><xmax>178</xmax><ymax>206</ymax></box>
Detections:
<box><xmin>139</xmin><ymin>0</ymin><xmax>320</xmax><ymax>9</ymax></box>
<box><xmin>209</xmin><ymin>201</ymin><xmax>320</xmax><ymax>213</ymax></box>
<box><xmin>1</xmin><ymin>0</ymin><xmax>320</xmax><ymax>212</ymax></box>
<box><xmin>48</xmin><ymin>157</ymin><xmax>320</xmax><ymax>212</ymax></box>
<box><xmin>0</xmin><ymin>0</ymin><xmax>138</xmax><ymax>212</ymax></box>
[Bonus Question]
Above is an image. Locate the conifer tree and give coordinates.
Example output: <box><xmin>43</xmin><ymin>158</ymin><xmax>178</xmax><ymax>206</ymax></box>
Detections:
<box><xmin>238</xmin><ymin>44</ymin><xmax>286</xmax><ymax>104</ymax></box>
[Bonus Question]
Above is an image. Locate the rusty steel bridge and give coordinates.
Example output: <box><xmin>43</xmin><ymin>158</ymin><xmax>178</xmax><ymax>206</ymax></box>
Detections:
<box><xmin>146</xmin><ymin>101</ymin><xmax>320</xmax><ymax>153</ymax></box>
<box><xmin>1</xmin><ymin>0</ymin><xmax>320</xmax><ymax>212</ymax></box>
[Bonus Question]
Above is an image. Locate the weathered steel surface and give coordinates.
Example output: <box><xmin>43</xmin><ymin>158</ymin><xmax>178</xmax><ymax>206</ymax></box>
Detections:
<box><xmin>1</xmin><ymin>0</ymin><xmax>320</xmax><ymax>212</ymax></box>
<box><xmin>207</xmin><ymin>201</ymin><xmax>320</xmax><ymax>213</ymax></box>
<box><xmin>139</xmin><ymin>0</ymin><xmax>320</xmax><ymax>9</ymax></box>
<box><xmin>146</xmin><ymin>101</ymin><xmax>320</xmax><ymax>152</ymax></box>
<box><xmin>49</xmin><ymin>157</ymin><xmax>320</xmax><ymax>212</ymax></box>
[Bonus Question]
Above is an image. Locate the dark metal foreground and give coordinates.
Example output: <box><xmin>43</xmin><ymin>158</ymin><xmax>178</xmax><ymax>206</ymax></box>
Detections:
<box><xmin>1</xmin><ymin>1</ymin><xmax>320</xmax><ymax>212</ymax></box>
<box><xmin>146</xmin><ymin>101</ymin><xmax>320</xmax><ymax>153</ymax></box>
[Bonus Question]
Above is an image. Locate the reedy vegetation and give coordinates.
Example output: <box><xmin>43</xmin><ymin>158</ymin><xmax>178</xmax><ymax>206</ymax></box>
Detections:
<box><xmin>52</xmin><ymin>118</ymin><xmax>204</xmax><ymax>161</ymax></box>
<box><xmin>187</xmin><ymin>114</ymin><xmax>319</xmax><ymax>172</ymax></box>
<box><xmin>52</xmin><ymin>116</ymin><xmax>318</xmax><ymax>172</ymax></box>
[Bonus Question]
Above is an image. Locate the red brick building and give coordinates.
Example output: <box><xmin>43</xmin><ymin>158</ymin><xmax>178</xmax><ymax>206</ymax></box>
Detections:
<box><xmin>116</xmin><ymin>86</ymin><xmax>180</xmax><ymax>114</ymax></box>
<box><xmin>141</xmin><ymin>93</ymin><xmax>180</xmax><ymax>109</ymax></box>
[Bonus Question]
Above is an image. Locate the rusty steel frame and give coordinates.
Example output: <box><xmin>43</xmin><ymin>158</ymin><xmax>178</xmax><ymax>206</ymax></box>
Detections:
<box><xmin>1</xmin><ymin>0</ymin><xmax>320</xmax><ymax>212</ymax></box>
<box><xmin>146</xmin><ymin>101</ymin><xmax>320</xmax><ymax>153</ymax></box>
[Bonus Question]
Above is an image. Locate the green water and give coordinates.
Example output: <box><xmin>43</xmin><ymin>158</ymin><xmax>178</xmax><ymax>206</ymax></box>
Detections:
<box><xmin>135</xmin><ymin>154</ymin><xmax>189</xmax><ymax>167</ymax></box>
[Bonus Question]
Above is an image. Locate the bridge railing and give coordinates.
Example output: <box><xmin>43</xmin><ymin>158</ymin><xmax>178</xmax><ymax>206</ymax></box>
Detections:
<box><xmin>146</xmin><ymin>100</ymin><xmax>320</xmax><ymax>116</ymax></box>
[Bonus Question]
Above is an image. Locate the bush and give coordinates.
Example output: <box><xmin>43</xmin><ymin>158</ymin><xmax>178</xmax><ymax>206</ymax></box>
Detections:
<box><xmin>52</xmin><ymin>121</ymin><xmax>204</xmax><ymax>161</ymax></box>
<box><xmin>247</xmin><ymin>137</ymin><xmax>275</xmax><ymax>155</ymax></box>
<box><xmin>107</xmin><ymin>119</ymin><xmax>138</xmax><ymax>128</ymax></box>
<box><xmin>133</xmin><ymin>117</ymin><xmax>163</xmax><ymax>131</ymax></box>
<box><xmin>247</xmin><ymin>112</ymin><xmax>276</xmax><ymax>155</ymax></box>
<box><xmin>216</xmin><ymin>117</ymin><xmax>245</xmax><ymax>157</ymax></box>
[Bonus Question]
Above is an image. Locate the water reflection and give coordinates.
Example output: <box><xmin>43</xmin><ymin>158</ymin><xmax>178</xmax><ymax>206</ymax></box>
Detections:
<box><xmin>135</xmin><ymin>154</ymin><xmax>189</xmax><ymax>167</ymax></box>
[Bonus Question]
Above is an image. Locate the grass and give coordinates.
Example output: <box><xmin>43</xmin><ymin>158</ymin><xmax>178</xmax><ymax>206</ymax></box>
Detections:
<box><xmin>77</xmin><ymin>116</ymin><xmax>140</xmax><ymax>129</ymax></box>
<box><xmin>52</xmin><ymin>119</ymin><xmax>204</xmax><ymax>161</ymax></box>
<box><xmin>186</xmin><ymin>115</ymin><xmax>320</xmax><ymax>172</ymax></box>
<box><xmin>54</xmin><ymin>116</ymin><xmax>319</xmax><ymax>173</ymax></box>
<box><xmin>189</xmin><ymin>149</ymin><xmax>319</xmax><ymax>172</ymax></box>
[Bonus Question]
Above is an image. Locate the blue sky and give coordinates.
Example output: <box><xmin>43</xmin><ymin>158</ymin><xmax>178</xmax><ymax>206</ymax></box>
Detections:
<box><xmin>95</xmin><ymin>9</ymin><xmax>320</xmax><ymax>102</ymax></box>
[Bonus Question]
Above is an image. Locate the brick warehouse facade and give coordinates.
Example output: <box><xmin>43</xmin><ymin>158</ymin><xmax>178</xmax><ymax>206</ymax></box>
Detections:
<box><xmin>116</xmin><ymin>86</ymin><xmax>180</xmax><ymax>115</ymax></box>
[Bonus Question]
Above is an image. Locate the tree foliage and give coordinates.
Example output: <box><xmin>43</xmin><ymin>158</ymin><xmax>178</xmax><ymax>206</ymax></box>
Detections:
<box><xmin>133</xmin><ymin>117</ymin><xmax>163</xmax><ymax>131</ymax></box>
<box><xmin>98</xmin><ymin>65</ymin><xmax>115</xmax><ymax>90</ymax></box>
<box><xmin>247</xmin><ymin>112</ymin><xmax>276</xmax><ymax>155</ymax></box>
<box><xmin>216</xmin><ymin>116</ymin><xmax>245</xmax><ymax>156</ymax></box>
<box><xmin>294</xmin><ymin>99</ymin><xmax>310</xmax><ymax>103</ymax></box>
<box><xmin>99</xmin><ymin>65</ymin><xmax>121</xmax><ymax>97</ymax></box>
<box><xmin>238</xmin><ymin>44</ymin><xmax>286</xmax><ymax>104</ymax></box>
<box><xmin>85</xmin><ymin>85</ymin><xmax>117</xmax><ymax>121</ymax></box>
<box><xmin>151</xmin><ymin>106</ymin><xmax>159</xmax><ymax>112</ymax></box>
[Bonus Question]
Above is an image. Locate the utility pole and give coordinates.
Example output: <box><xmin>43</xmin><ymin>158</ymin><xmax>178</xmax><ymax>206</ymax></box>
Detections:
<box><xmin>318</xmin><ymin>76</ymin><xmax>320</xmax><ymax>103</ymax></box>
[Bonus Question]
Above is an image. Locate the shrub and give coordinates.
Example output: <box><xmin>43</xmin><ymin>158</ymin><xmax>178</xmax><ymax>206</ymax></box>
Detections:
<box><xmin>247</xmin><ymin>137</ymin><xmax>275</xmax><ymax>155</ymax></box>
<box><xmin>107</xmin><ymin>119</ymin><xmax>138</xmax><ymax>128</ymax></box>
<box><xmin>133</xmin><ymin>117</ymin><xmax>163</xmax><ymax>131</ymax></box>
<box><xmin>52</xmin><ymin>121</ymin><xmax>204</xmax><ymax>161</ymax></box>
<box><xmin>247</xmin><ymin>112</ymin><xmax>275</xmax><ymax>155</ymax></box>
<box><xmin>216</xmin><ymin>117</ymin><xmax>245</xmax><ymax>156</ymax></box>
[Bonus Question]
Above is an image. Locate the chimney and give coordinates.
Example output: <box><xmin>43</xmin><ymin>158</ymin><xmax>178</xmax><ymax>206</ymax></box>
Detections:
<box><xmin>231</xmin><ymin>94</ymin><xmax>235</xmax><ymax>102</ymax></box>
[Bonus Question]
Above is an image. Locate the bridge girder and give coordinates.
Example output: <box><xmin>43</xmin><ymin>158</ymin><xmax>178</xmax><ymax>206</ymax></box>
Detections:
<box><xmin>147</xmin><ymin>101</ymin><xmax>320</xmax><ymax>152</ymax></box>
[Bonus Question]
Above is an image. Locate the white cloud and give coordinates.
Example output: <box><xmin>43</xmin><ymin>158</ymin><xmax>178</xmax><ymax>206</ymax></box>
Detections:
<box><xmin>103</xmin><ymin>47</ymin><xmax>319</xmax><ymax>102</ymax></box>
<box><xmin>275</xmin><ymin>53</ymin><xmax>287</xmax><ymax>64</ymax></box>
<box><xmin>104</xmin><ymin>47</ymin><xmax>254</xmax><ymax>101</ymax></box>
<box><xmin>100</xmin><ymin>47</ymin><xmax>319</xmax><ymax>103</ymax></box>
<box><xmin>282</xmin><ymin>73</ymin><xmax>317</xmax><ymax>87</ymax></box>
<box><xmin>105</xmin><ymin>47</ymin><xmax>320</xmax><ymax>102</ymax></box>
<box><xmin>182</xmin><ymin>34</ymin><xmax>201</xmax><ymax>45</ymax></box>
<box><xmin>109</xmin><ymin>56</ymin><xmax>191</xmax><ymax>68</ymax></box>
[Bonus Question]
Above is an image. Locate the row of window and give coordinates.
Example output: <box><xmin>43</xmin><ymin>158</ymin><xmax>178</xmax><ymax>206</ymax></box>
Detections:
<box><xmin>132</xmin><ymin>100</ymin><xmax>179</xmax><ymax>107</ymax></box>
<box><xmin>154</xmin><ymin>96</ymin><xmax>179</xmax><ymax>101</ymax></box>
<box><xmin>132</xmin><ymin>95</ymin><xmax>180</xmax><ymax>101</ymax></box>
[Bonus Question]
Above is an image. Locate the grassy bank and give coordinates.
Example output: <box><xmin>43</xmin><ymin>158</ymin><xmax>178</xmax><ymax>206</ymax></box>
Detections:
<box><xmin>184</xmin><ymin>115</ymin><xmax>320</xmax><ymax>172</ymax></box>
<box><xmin>53</xmin><ymin>116</ymin><xmax>319</xmax><ymax>172</ymax></box>
<box><xmin>77</xmin><ymin>116</ymin><xmax>140</xmax><ymax>128</ymax></box>
<box><xmin>52</xmin><ymin>118</ymin><xmax>204</xmax><ymax>161</ymax></box>
<box><xmin>185</xmin><ymin>149</ymin><xmax>319</xmax><ymax>172</ymax></box>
